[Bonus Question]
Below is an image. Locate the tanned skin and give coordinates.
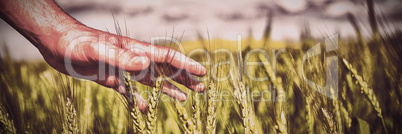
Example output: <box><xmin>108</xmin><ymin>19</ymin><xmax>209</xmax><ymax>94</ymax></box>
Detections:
<box><xmin>0</xmin><ymin>0</ymin><xmax>206</xmax><ymax>111</ymax></box>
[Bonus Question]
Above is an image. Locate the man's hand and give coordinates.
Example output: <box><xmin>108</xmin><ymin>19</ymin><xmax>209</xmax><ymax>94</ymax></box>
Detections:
<box><xmin>53</xmin><ymin>25</ymin><xmax>206</xmax><ymax>112</ymax></box>
<box><xmin>0</xmin><ymin>0</ymin><xmax>206</xmax><ymax>112</ymax></box>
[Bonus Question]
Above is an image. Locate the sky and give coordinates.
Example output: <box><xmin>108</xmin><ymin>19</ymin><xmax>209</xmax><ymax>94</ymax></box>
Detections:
<box><xmin>0</xmin><ymin>0</ymin><xmax>401</xmax><ymax>60</ymax></box>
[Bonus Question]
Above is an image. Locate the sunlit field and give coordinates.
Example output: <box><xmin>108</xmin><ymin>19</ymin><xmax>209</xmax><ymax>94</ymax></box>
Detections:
<box><xmin>1</xmin><ymin>0</ymin><xmax>401</xmax><ymax>134</ymax></box>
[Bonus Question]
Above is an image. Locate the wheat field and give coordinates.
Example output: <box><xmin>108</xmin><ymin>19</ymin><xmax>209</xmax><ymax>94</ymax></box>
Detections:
<box><xmin>1</xmin><ymin>0</ymin><xmax>402</xmax><ymax>133</ymax></box>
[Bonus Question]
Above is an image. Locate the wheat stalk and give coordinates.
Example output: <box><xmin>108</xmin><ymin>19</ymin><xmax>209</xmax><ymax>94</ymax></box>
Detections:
<box><xmin>340</xmin><ymin>100</ymin><xmax>351</xmax><ymax>130</ymax></box>
<box><xmin>219</xmin><ymin>98</ymin><xmax>233</xmax><ymax>133</ymax></box>
<box><xmin>130</xmin><ymin>102</ymin><xmax>145</xmax><ymax>133</ymax></box>
<box><xmin>192</xmin><ymin>92</ymin><xmax>201</xmax><ymax>133</ymax></box>
<box><xmin>257</xmin><ymin>53</ymin><xmax>287</xmax><ymax>134</ymax></box>
<box><xmin>329</xmin><ymin>81</ymin><xmax>342</xmax><ymax>133</ymax></box>
<box><xmin>321</xmin><ymin>108</ymin><xmax>336</xmax><ymax>133</ymax></box>
<box><xmin>342</xmin><ymin>76</ymin><xmax>353</xmax><ymax>129</ymax></box>
<box><xmin>146</xmin><ymin>77</ymin><xmax>163</xmax><ymax>134</ymax></box>
<box><xmin>346</xmin><ymin>13</ymin><xmax>365</xmax><ymax>46</ymax></box>
<box><xmin>233</xmin><ymin>81</ymin><xmax>254</xmax><ymax>134</ymax></box>
<box><xmin>305</xmin><ymin>96</ymin><xmax>314</xmax><ymax>134</ymax></box>
<box><xmin>273</xmin><ymin>78</ymin><xmax>287</xmax><ymax>134</ymax></box>
<box><xmin>64</xmin><ymin>98</ymin><xmax>78</xmax><ymax>134</ymax></box>
<box><xmin>229</xmin><ymin>60</ymin><xmax>255</xmax><ymax>134</ymax></box>
<box><xmin>346</xmin><ymin>12</ymin><xmax>373</xmax><ymax>84</ymax></box>
<box><xmin>343</xmin><ymin>59</ymin><xmax>382</xmax><ymax>116</ymax></box>
<box><xmin>366</xmin><ymin>0</ymin><xmax>379</xmax><ymax>42</ymax></box>
<box><xmin>228</xmin><ymin>44</ymin><xmax>256</xmax><ymax>134</ymax></box>
<box><xmin>343</xmin><ymin>59</ymin><xmax>387</xmax><ymax>133</ymax></box>
<box><xmin>60</xmin><ymin>76</ymin><xmax>78</xmax><ymax>134</ymax></box>
<box><xmin>0</xmin><ymin>106</ymin><xmax>15</xmax><ymax>133</ymax></box>
<box><xmin>239</xmin><ymin>82</ymin><xmax>251</xmax><ymax>134</ymax></box>
<box><xmin>174</xmin><ymin>100</ymin><xmax>194</xmax><ymax>133</ymax></box>
<box><xmin>122</xmin><ymin>72</ymin><xmax>146</xmax><ymax>133</ymax></box>
<box><xmin>206</xmin><ymin>81</ymin><xmax>217</xmax><ymax>134</ymax></box>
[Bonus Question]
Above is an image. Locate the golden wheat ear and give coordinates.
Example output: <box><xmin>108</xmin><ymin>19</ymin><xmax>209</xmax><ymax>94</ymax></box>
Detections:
<box><xmin>174</xmin><ymin>99</ymin><xmax>195</xmax><ymax>133</ymax></box>
<box><xmin>146</xmin><ymin>77</ymin><xmax>163</xmax><ymax>134</ymax></box>
<box><xmin>58</xmin><ymin>74</ymin><xmax>79</xmax><ymax>134</ymax></box>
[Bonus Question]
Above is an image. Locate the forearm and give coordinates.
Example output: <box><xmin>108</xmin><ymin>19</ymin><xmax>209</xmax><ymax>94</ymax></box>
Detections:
<box><xmin>0</xmin><ymin>0</ymin><xmax>81</xmax><ymax>51</ymax></box>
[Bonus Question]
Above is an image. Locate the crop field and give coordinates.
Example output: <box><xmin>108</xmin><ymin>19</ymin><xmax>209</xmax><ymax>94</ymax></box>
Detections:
<box><xmin>1</xmin><ymin>0</ymin><xmax>401</xmax><ymax>134</ymax></box>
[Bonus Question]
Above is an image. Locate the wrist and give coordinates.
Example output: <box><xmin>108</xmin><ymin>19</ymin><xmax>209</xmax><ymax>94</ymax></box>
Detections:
<box><xmin>37</xmin><ymin>19</ymin><xmax>82</xmax><ymax>56</ymax></box>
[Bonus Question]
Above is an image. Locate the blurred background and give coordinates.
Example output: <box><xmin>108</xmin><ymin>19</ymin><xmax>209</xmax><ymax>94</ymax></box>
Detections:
<box><xmin>0</xmin><ymin>0</ymin><xmax>401</xmax><ymax>60</ymax></box>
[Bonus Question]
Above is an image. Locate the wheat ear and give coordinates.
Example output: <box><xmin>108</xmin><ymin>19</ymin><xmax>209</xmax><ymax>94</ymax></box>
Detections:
<box><xmin>123</xmin><ymin>72</ymin><xmax>145</xmax><ymax>133</ymax></box>
<box><xmin>343</xmin><ymin>59</ymin><xmax>387</xmax><ymax>133</ymax></box>
<box><xmin>192</xmin><ymin>92</ymin><xmax>201</xmax><ymax>133</ymax></box>
<box><xmin>130</xmin><ymin>101</ymin><xmax>145</xmax><ymax>133</ymax></box>
<box><xmin>258</xmin><ymin>53</ymin><xmax>287</xmax><ymax>134</ymax></box>
<box><xmin>343</xmin><ymin>59</ymin><xmax>382</xmax><ymax>117</ymax></box>
<box><xmin>65</xmin><ymin>98</ymin><xmax>78</xmax><ymax>134</ymax></box>
<box><xmin>0</xmin><ymin>106</ymin><xmax>15</xmax><ymax>133</ymax></box>
<box><xmin>61</xmin><ymin>77</ymin><xmax>78</xmax><ymax>134</ymax></box>
<box><xmin>234</xmin><ymin>82</ymin><xmax>254</xmax><ymax>134</ymax></box>
<box><xmin>321</xmin><ymin>108</ymin><xmax>336</xmax><ymax>133</ymax></box>
<box><xmin>146</xmin><ymin>77</ymin><xmax>162</xmax><ymax>134</ymax></box>
<box><xmin>174</xmin><ymin>100</ymin><xmax>195</xmax><ymax>133</ymax></box>
<box><xmin>206</xmin><ymin>81</ymin><xmax>217</xmax><ymax>134</ymax></box>
<box><xmin>230</xmin><ymin>64</ymin><xmax>254</xmax><ymax>134</ymax></box>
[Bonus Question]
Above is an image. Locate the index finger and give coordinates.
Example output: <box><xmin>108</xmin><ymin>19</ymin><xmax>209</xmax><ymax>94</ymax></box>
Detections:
<box><xmin>125</xmin><ymin>40</ymin><xmax>207</xmax><ymax>76</ymax></box>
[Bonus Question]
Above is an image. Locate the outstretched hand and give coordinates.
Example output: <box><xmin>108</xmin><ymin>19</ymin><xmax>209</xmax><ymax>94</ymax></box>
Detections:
<box><xmin>50</xmin><ymin>26</ymin><xmax>206</xmax><ymax>111</ymax></box>
<box><xmin>0</xmin><ymin>0</ymin><xmax>206</xmax><ymax>112</ymax></box>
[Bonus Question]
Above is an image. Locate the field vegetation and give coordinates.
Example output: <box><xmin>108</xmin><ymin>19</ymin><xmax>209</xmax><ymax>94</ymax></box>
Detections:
<box><xmin>1</xmin><ymin>0</ymin><xmax>401</xmax><ymax>133</ymax></box>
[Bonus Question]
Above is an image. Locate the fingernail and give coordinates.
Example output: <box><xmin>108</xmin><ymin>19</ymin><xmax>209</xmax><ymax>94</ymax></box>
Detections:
<box><xmin>200</xmin><ymin>65</ymin><xmax>207</xmax><ymax>75</ymax></box>
<box><xmin>138</xmin><ymin>99</ymin><xmax>149</xmax><ymax>113</ymax></box>
<box><xmin>116</xmin><ymin>85</ymin><xmax>126</xmax><ymax>94</ymax></box>
<box><xmin>178</xmin><ymin>93</ymin><xmax>187</xmax><ymax>101</ymax></box>
<box><xmin>130</xmin><ymin>56</ymin><xmax>149</xmax><ymax>69</ymax></box>
<box><xmin>139</xmin><ymin>56</ymin><xmax>149</xmax><ymax>65</ymax></box>
<box><xmin>191</xmin><ymin>61</ymin><xmax>207</xmax><ymax>75</ymax></box>
<box><xmin>194</xmin><ymin>83</ymin><xmax>205</xmax><ymax>92</ymax></box>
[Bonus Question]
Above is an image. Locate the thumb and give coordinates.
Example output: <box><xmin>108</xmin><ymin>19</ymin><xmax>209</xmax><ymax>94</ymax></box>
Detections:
<box><xmin>94</xmin><ymin>43</ymin><xmax>150</xmax><ymax>72</ymax></box>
